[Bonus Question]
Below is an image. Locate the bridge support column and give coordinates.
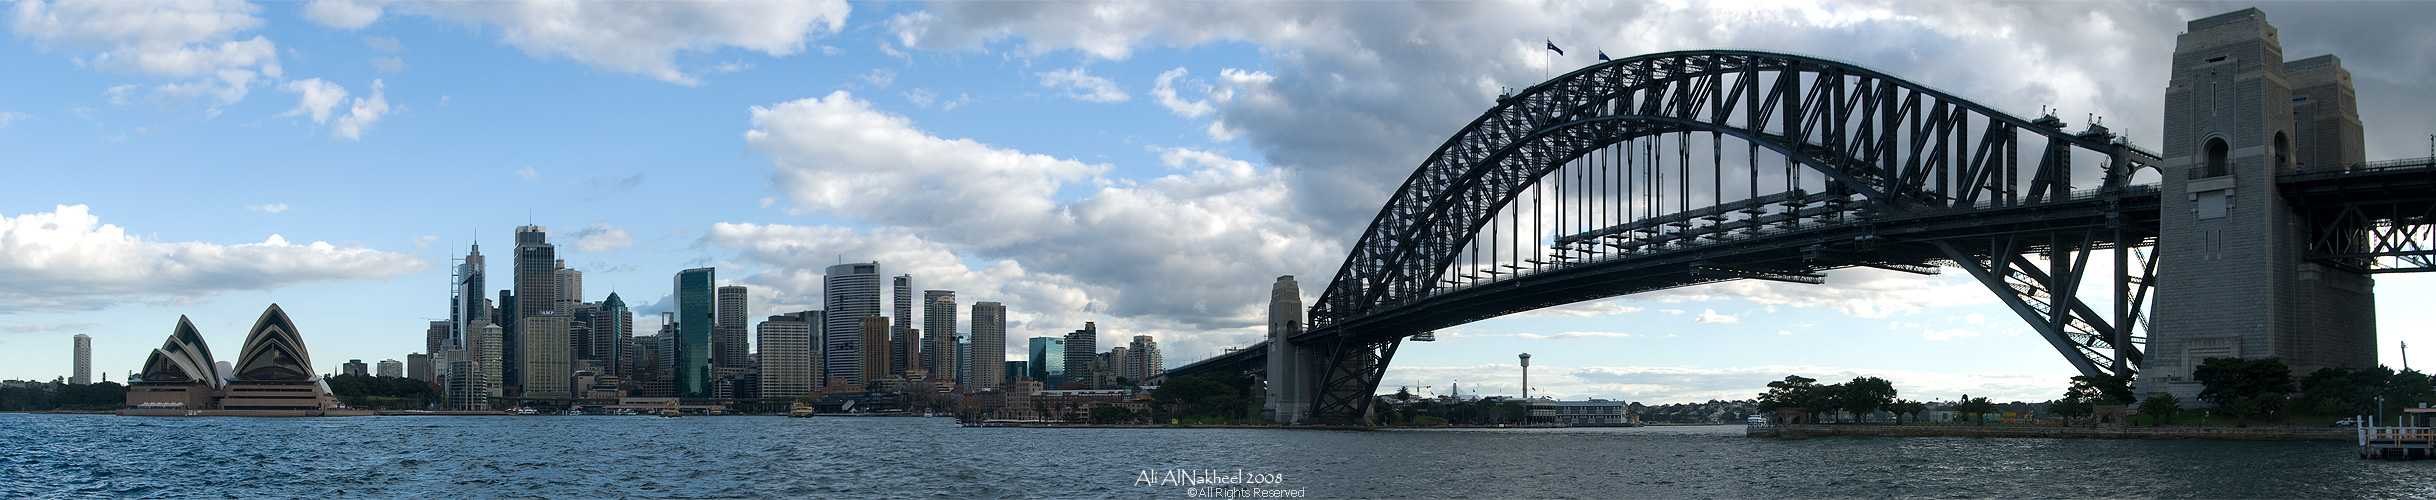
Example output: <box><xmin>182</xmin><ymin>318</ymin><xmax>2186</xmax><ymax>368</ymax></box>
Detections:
<box><xmin>2147</xmin><ymin>9</ymin><xmax>2376</xmax><ymax>402</ymax></box>
<box><xmin>1262</xmin><ymin>276</ymin><xmax>1315</xmax><ymax>424</ymax></box>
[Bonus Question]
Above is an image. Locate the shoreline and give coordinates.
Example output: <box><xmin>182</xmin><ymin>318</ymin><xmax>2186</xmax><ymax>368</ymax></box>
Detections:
<box><xmin>1752</xmin><ymin>423</ymin><xmax>2354</xmax><ymax>441</ymax></box>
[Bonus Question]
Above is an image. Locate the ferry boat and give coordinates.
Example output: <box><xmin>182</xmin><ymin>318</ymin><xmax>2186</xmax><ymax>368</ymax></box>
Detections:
<box><xmin>789</xmin><ymin>402</ymin><xmax>817</xmax><ymax>418</ymax></box>
<box><xmin>659</xmin><ymin>400</ymin><xmax>682</xmax><ymax>418</ymax></box>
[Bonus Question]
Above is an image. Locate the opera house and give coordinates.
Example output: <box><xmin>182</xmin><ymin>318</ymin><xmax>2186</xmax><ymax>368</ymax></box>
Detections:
<box><xmin>121</xmin><ymin>304</ymin><xmax>364</xmax><ymax>417</ymax></box>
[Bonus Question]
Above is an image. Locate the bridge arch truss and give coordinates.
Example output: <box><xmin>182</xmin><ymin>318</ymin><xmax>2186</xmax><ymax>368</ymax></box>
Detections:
<box><xmin>1298</xmin><ymin>50</ymin><xmax>2166</xmax><ymax>424</ymax></box>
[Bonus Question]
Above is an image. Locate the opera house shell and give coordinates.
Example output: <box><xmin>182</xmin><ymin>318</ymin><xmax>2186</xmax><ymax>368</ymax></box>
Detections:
<box><xmin>123</xmin><ymin>304</ymin><xmax>354</xmax><ymax>417</ymax></box>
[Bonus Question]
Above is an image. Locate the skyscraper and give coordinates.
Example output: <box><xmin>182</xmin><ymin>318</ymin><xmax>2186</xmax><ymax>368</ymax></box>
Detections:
<box><xmin>597</xmin><ymin>293</ymin><xmax>633</xmax><ymax>378</ymax></box>
<box><xmin>451</xmin><ymin>243</ymin><xmax>488</xmax><ymax>352</ymax></box>
<box><xmin>891</xmin><ymin>275</ymin><xmax>913</xmax><ymax>375</ymax></box>
<box><xmin>511</xmin><ymin>226</ymin><xmax>557</xmax><ymax>392</ymax></box>
<box><xmin>859</xmin><ymin>316</ymin><xmax>891</xmax><ymax>387</ymax></box>
<box><xmin>377</xmin><ymin>359</ymin><xmax>403</xmax><ymax>378</ymax></box>
<box><xmin>447</xmin><ymin>321</ymin><xmax>500</xmax><ymax>410</ymax></box>
<box><xmin>407</xmin><ymin>353</ymin><xmax>433</xmax><ymax>382</ymax></box>
<box><xmin>756</xmin><ymin>312</ymin><xmax>817</xmax><ymax>399</ymax></box>
<box><xmin>342</xmin><ymin>359</ymin><xmax>367</xmax><ymax>377</ymax></box>
<box><xmin>1028</xmin><ymin>336</ymin><xmax>1065</xmax><ymax>386</ymax></box>
<box><xmin>554</xmin><ymin>259</ymin><xmax>583</xmax><ymax>315</ymax></box>
<box><xmin>520</xmin><ymin>315</ymin><xmax>572</xmax><ymax>398</ymax></box>
<box><xmin>823</xmin><ymin>263</ymin><xmax>881</xmax><ymax>386</ymax></box>
<box><xmin>716</xmin><ymin>285</ymin><xmax>749</xmax><ymax>369</ymax></box>
<box><xmin>674</xmin><ymin>268</ymin><xmax>716</xmax><ymax>398</ymax></box>
<box><xmin>1063</xmin><ymin>322</ymin><xmax>1097</xmax><ymax>381</ymax></box>
<box><xmin>922</xmin><ymin>290</ymin><xmax>956</xmax><ymax>382</ymax></box>
<box><xmin>969</xmin><ymin>302</ymin><xmax>1006</xmax><ymax>390</ymax></box>
<box><xmin>71</xmin><ymin>334</ymin><xmax>91</xmax><ymax>385</ymax></box>
<box><xmin>1125</xmin><ymin>335</ymin><xmax>1162</xmax><ymax>382</ymax></box>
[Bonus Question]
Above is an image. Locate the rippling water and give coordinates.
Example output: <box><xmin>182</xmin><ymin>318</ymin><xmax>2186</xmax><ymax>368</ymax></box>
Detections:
<box><xmin>2</xmin><ymin>413</ymin><xmax>2430</xmax><ymax>499</ymax></box>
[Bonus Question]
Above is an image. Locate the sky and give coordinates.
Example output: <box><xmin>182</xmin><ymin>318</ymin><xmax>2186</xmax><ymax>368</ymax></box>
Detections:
<box><xmin>4</xmin><ymin>0</ymin><xmax>2434</xmax><ymax>405</ymax></box>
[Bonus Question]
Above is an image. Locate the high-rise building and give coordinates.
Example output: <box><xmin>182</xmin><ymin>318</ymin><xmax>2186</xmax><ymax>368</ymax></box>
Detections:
<box><xmin>423</xmin><ymin>321</ymin><xmax>447</xmax><ymax>361</ymax></box>
<box><xmin>757</xmin><ymin>312</ymin><xmax>818</xmax><ymax>399</ymax></box>
<box><xmin>859</xmin><ymin>316</ymin><xmax>891</xmax><ymax>387</ymax></box>
<box><xmin>1063</xmin><ymin>322</ymin><xmax>1097</xmax><ymax>381</ymax></box>
<box><xmin>1003</xmin><ymin>361</ymin><xmax>1027</xmax><ymax>386</ymax></box>
<box><xmin>1106</xmin><ymin>346</ymin><xmax>1129</xmax><ymax>387</ymax></box>
<box><xmin>969</xmin><ymin>302</ymin><xmax>1006</xmax><ymax>390</ymax></box>
<box><xmin>554</xmin><ymin>259</ymin><xmax>583</xmax><ymax>316</ymax></box>
<box><xmin>71</xmin><ymin>334</ymin><xmax>91</xmax><ymax>385</ymax></box>
<box><xmin>520</xmin><ymin>315</ymin><xmax>573</xmax><ymax>398</ymax></box>
<box><xmin>897</xmin><ymin>328</ymin><xmax>922</xmax><ymax>377</ymax></box>
<box><xmin>510</xmin><ymin>226</ymin><xmax>557</xmax><ymax>392</ymax></box>
<box><xmin>597</xmin><ymin>293</ymin><xmax>634</xmax><ymax>378</ymax></box>
<box><xmin>922</xmin><ymin>290</ymin><xmax>957</xmax><ymax>382</ymax></box>
<box><xmin>342</xmin><ymin>359</ymin><xmax>368</xmax><ymax>377</ymax></box>
<box><xmin>377</xmin><ymin>359</ymin><xmax>403</xmax><ymax>378</ymax></box>
<box><xmin>1125</xmin><ymin>335</ymin><xmax>1162</xmax><ymax>382</ymax></box>
<box><xmin>1028</xmin><ymin>336</ymin><xmax>1065</xmax><ymax>386</ymax></box>
<box><xmin>450</xmin><ymin>243</ymin><xmax>488</xmax><ymax>354</ymax></box>
<box><xmin>674</xmin><ymin>268</ymin><xmax>716</xmax><ymax>398</ymax></box>
<box><xmin>407</xmin><ymin>353</ymin><xmax>433</xmax><ymax>382</ymax></box>
<box><xmin>891</xmin><ymin>275</ymin><xmax>913</xmax><ymax>375</ymax></box>
<box><xmin>447</xmin><ymin>321</ymin><xmax>500</xmax><ymax>410</ymax></box>
<box><xmin>566</xmin><ymin>302</ymin><xmax>596</xmax><ymax>373</ymax></box>
<box><xmin>716</xmin><ymin>285</ymin><xmax>749</xmax><ymax>369</ymax></box>
<box><xmin>954</xmin><ymin>335</ymin><xmax>969</xmax><ymax>387</ymax></box>
<box><xmin>823</xmin><ymin>263</ymin><xmax>882</xmax><ymax>386</ymax></box>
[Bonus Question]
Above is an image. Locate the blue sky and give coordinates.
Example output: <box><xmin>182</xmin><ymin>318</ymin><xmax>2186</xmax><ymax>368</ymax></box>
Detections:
<box><xmin>4</xmin><ymin>0</ymin><xmax>2433</xmax><ymax>404</ymax></box>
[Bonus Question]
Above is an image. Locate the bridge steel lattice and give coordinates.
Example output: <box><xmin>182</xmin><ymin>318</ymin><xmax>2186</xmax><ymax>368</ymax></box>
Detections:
<box><xmin>1291</xmin><ymin>50</ymin><xmax>2170</xmax><ymax>425</ymax></box>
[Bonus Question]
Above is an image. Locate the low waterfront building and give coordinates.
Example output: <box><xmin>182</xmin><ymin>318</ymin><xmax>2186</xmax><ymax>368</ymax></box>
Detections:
<box><xmin>1550</xmin><ymin>399</ymin><xmax>1629</xmax><ymax>425</ymax></box>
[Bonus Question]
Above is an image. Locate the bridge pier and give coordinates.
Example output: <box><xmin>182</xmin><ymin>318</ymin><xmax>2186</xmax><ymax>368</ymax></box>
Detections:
<box><xmin>1262</xmin><ymin>276</ymin><xmax>1319</xmax><ymax>424</ymax></box>
<box><xmin>2145</xmin><ymin>9</ymin><xmax>2377</xmax><ymax>401</ymax></box>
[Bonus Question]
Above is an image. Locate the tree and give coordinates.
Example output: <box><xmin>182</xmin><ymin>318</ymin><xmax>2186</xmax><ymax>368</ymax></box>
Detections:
<box><xmin>2141</xmin><ymin>392</ymin><xmax>2181</xmax><ymax>427</ymax></box>
<box><xmin>1394</xmin><ymin>387</ymin><xmax>1416</xmax><ymax>401</ymax></box>
<box><xmin>2068</xmin><ymin>375</ymin><xmax>2137</xmax><ymax>405</ymax></box>
<box><xmin>1836</xmin><ymin>377</ymin><xmax>1897</xmax><ymax>423</ymax></box>
<box><xmin>1151</xmin><ymin>372</ymin><xmax>1250</xmax><ymax>421</ymax></box>
<box><xmin>2047</xmin><ymin>398</ymin><xmax>2091</xmax><ymax>426</ymax></box>
<box><xmin>1089</xmin><ymin>405</ymin><xmax>1134</xmax><ymax>424</ymax></box>
<box><xmin>1955</xmin><ymin>396</ymin><xmax>1995</xmax><ymax>425</ymax></box>
<box><xmin>2193</xmin><ymin>357</ymin><xmax>2295</xmax><ymax>411</ymax></box>
<box><xmin>1885</xmin><ymin>400</ymin><xmax>1927</xmax><ymax>425</ymax></box>
<box><xmin>1757</xmin><ymin>375</ymin><xmax>1826</xmax><ymax>422</ymax></box>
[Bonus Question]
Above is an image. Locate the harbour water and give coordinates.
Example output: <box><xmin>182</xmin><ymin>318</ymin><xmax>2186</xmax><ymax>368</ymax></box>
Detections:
<box><xmin>4</xmin><ymin>413</ymin><xmax>2431</xmax><ymax>499</ymax></box>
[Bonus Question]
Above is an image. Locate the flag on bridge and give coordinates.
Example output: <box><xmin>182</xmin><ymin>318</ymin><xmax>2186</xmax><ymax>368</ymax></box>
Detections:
<box><xmin>1598</xmin><ymin>50</ymin><xmax>1610</xmax><ymax>62</ymax></box>
<box><xmin>1545</xmin><ymin>40</ymin><xmax>1564</xmax><ymax>56</ymax></box>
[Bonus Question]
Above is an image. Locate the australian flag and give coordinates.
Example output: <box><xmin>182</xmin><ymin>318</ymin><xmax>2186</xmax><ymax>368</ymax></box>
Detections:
<box><xmin>1598</xmin><ymin>51</ymin><xmax>1610</xmax><ymax>62</ymax></box>
<box><xmin>1545</xmin><ymin>40</ymin><xmax>1564</xmax><ymax>56</ymax></box>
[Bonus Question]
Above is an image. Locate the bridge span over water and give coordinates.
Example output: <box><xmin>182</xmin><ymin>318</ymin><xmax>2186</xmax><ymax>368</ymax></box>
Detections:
<box><xmin>1162</xmin><ymin>9</ymin><xmax>2436</xmax><ymax>425</ymax></box>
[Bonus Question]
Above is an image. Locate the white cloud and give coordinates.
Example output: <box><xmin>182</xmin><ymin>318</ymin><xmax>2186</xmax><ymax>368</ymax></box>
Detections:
<box><xmin>244</xmin><ymin>203</ymin><xmax>288</xmax><ymax>214</ymax></box>
<box><xmin>1923</xmin><ymin>329</ymin><xmax>1984</xmax><ymax>341</ymax></box>
<box><xmin>0</xmin><ymin>204</ymin><xmax>429</xmax><ymax>312</ymax></box>
<box><xmin>0</xmin><ymin>323</ymin><xmax>97</xmax><ymax>335</ymax></box>
<box><xmin>564</xmin><ymin>223</ymin><xmax>634</xmax><ymax>253</ymax></box>
<box><xmin>369</xmin><ymin>56</ymin><xmax>405</xmax><ymax>72</ymax></box>
<box><xmin>0</xmin><ymin>111</ymin><xmax>27</xmax><ymax>129</ymax></box>
<box><xmin>12</xmin><ymin>0</ymin><xmax>282</xmax><ymax>110</ymax></box>
<box><xmin>902</xmin><ymin>88</ymin><xmax>936</xmax><ymax>107</ymax></box>
<box><xmin>1693</xmin><ymin>309</ymin><xmax>1739</xmax><ymax>324</ymax></box>
<box><xmin>516</xmin><ymin>166</ymin><xmax>538</xmax><ymax>182</ymax></box>
<box><xmin>329</xmin><ymin>79</ymin><xmax>388</xmax><ymax>140</ymax></box>
<box><xmin>398</xmin><ymin>0</ymin><xmax>852</xmax><ymax>85</ymax></box>
<box><xmin>277</xmin><ymin>78</ymin><xmax>347</xmax><ymax>123</ymax></box>
<box><xmin>1444</xmin><ymin>330</ymin><xmax>1638</xmax><ymax>340</ymax></box>
<box><xmin>362</xmin><ymin>35</ymin><xmax>404</xmax><ymax>53</ymax></box>
<box><xmin>302</xmin><ymin>0</ymin><xmax>384</xmax><ymax>30</ymax></box>
<box><xmin>740</xmin><ymin>92</ymin><xmax>1342</xmax><ymax>348</ymax></box>
<box><xmin>1638</xmin><ymin>269</ymin><xmax>1996</xmax><ymax>319</ymax></box>
<box><xmin>1150</xmin><ymin>67</ymin><xmax>1212</xmax><ymax>118</ymax></box>
<box><xmin>1036</xmin><ymin>67</ymin><xmax>1128</xmax><ymax>103</ymax></box>
<box><xmin>1507</xmin><ymin>299</ymin><xmax>1643</xmax><ymax>319</ymax></box>
<box><xmin>413</xmin><ymin>235</ymin><xmax>437</xmax><ymax>249</ymax></box>
<box><xmin>858</xmin><ymin>68</ymin><xmax>894</xmax><ymax>88</ymax></box>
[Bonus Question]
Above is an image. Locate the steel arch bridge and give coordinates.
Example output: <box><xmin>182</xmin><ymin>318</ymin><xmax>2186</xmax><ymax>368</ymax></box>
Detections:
<box><xmin>1287</xmin><ymin>50</ymin><xmax>2170</xmax><ymax>425</ymax></box>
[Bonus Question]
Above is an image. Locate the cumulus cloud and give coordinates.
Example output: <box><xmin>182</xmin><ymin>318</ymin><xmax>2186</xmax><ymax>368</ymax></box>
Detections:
<box><xmin>1507</xmin><ymin>299</ymin><xmax>1643</xmax><ymax>319</ymax></box>
<box><xmin>1923</xmin><ymin>328</ymin><xmax>1984</xmax><ymax>341</ymax></box>
<box><xmin>278</xmin><ymin>78</ymin><xmax>387</xmax><ymax>139</ymax></box>
<box><xmin>1037</xmin><ymin>67</ymin><xmax>1128</xmax><ymax>103</ymax></box>
<box><xmin>413</xmin><ymin>235</ymin><xmax>437</xmax><ymax>249</ymax></box>
<box><xmin>1693</xmin><ymin>309</ymin><xmax>1739</xmax><ymax>324</ymax></box>
<box><xmin>369</xmin><ymin>56</ymin><xmax>406</xmax><ymax>72</ymax></box>
<box><xmin>379</xmin><ymin>0</ymin><xmax>852</xmax><ymax>85</ymax></box>
<box><xmin>737</xmin><ymin>92</ymin><xmax>1344</xmax><ymax>355</ymax></box>
<box><xmin>12</xmin><ymin>0</ymin><xmax>282</xmax><ymax>110</ymax></box>
<box><xmin>1150</xmin><ymin>67</ymin><xmax>1213</xmax><ymax>118</ymax></box>
<box><xmin>302</xmin><ymin>0</ymin><xmax>383</xmax><ymax>29</ymax></box>
<box><xmin>0</xmin><ymin>323</ymin><xmax>97</xmax><ymax>335</ymax></box>
<box><xmin>329</xmin><ymin>79</ymin><xmax>389</xmax><ymax>140</ymax></box>
<box><xmin>564</xmin><ymin>223</ymin><xmax>634</xmax><ymax>253</ymax></box>
<box><xmin>0</xmin><ymin>204</ymin><xmax>429</xmax><ymax>313</ymax></box>
<box><xmin>0</xmin><ymin>111</ymin><xmax>28</xmax><ymax>129</ymax></box>
<box><xmin>244</xmin><ymin>203</ymin><xmax>288</xmax><ymax>213</ymax></box>
<box><xmin>516</xmin><ymin>166</ymin><xmax>538</xmax><ymax>182</ymax></box>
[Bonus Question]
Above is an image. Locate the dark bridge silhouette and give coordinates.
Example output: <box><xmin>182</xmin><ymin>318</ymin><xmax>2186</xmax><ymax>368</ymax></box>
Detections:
<box><xmin>1167</xmin><ymin>36</ymin><xmax>2434</xmax><ymax>425</ymax></box>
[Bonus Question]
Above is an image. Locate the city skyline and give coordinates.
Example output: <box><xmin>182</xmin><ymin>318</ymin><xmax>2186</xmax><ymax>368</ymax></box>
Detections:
<box><xmin>6</xmin><ymin>1</ymin><xmax>2436</xmax><ymax>405</ymax></box>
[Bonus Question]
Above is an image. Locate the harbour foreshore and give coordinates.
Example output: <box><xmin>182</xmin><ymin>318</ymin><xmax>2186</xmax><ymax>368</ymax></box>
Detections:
<box><xmin>1752</xmin><ymin>423</ymin><xmax>2353</xmax><ymax>441</ymax></box>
